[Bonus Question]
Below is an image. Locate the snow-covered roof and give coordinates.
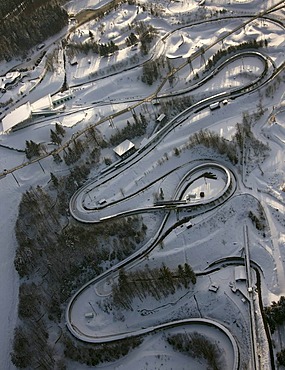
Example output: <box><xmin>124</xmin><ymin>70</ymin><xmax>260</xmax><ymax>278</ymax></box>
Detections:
<box><xmin>0</xmin><ymin>71</ymin><xmax>21</xmax><ymax>89</ymax></box>
<box><xmin>52</xmin><ymin>91</ymin><xmax>74</xmax><ymax>105</ymax></box>
<box><xmin>234</xmin><ymin>266</ymin><xmax>247</xmax><ymax>281</ymax></box>
<box><xmin>113</xmin><ymin>139</ymin><xmax>135</xmax><ymax>157</ymax></box>
<box><xmin>52</xmin><ymin>91</ymin><xmax>73</xmax><ymax>100</ymax></box>
<box><xmin>157</xmin><ymin>113</ymin><xmax>166</xmax><ymax>122</ymax></box>
<box><xmin>70</xmin><ymin>57</ymin><xmax>78</xmax><ymax>65</ymax></box>
<box><xmin>209</xmin><ymin>282</ymin><xmax>219</xmax><ymax>292</ymax></box>
<box><xmin>2</xmin><ymin>102</ymin><xmax>32</xmax><ymax>132</ymax></box>
<box><xmin>31</xmin><ymin>94</ymin><xmax>52</xmax><ymax>111</ymax></box>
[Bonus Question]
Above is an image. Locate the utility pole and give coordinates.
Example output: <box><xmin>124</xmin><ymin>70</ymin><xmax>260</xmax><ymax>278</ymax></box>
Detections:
<box><xmin>109</xmin><ymin>116</ymin><xmax>115</xmax><ymax>128</ymax></box>
<box><xmin>11</xmin><ymin>172</ymin><xmax>20</xmax><ymax>186</ymax></box>
<box><xmin>189</xmin><ymin>58</ymin><xmax>193</xmax><ymax>73</ymax></box>
<box><xmin>200</xmin><ymin>47</ymin><xmax>205</xmax><ymax>67</ymax></box>
<box><xmin>38</xmin><ymin>161</ymin><xmax>45</xmax><ymax>173</ymax></box>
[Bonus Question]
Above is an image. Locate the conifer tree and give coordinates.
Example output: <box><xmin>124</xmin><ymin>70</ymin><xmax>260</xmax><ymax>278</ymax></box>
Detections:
<box><xmin>55</xmin><ymin>122</ymin><xmax>65</xmax><ymax>137</ymax></box>
<box><xmin>50</xmin><ymin>129</ymin><xmax>62</xmax><ymax>146</ymax></box>
<box><xmin>50</xmin><ymin>172</ymin><xmax>59</xmax><ymax>187</ymax></box>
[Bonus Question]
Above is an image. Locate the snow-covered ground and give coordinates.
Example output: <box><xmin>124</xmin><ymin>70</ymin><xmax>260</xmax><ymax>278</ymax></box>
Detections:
<box><xmin>1</xmin><ymin>0</ymin><xmax>285</xmax><ymax>369</ymax></box>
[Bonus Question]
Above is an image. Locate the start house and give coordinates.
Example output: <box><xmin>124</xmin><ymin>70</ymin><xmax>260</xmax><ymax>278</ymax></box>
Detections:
<box><xmin>2</xmin><ymin>91</ymin><xmax>74</xmax><ymax>132</ymax></box>
<box><xmin>113</xmin><ymin>139</ymin><xmax>136</xmax><ymax>159</ymax></box>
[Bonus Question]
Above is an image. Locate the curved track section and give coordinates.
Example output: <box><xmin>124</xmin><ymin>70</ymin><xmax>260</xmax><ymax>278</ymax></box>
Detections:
<box><xmin>69</xmin><ymin>162</ymin><xmax>235</xmax><ymax>223</ymax></box>
<box><xmin>66</xmin><ymin>161</ymin><xmax>239</xmax><ymax>366</ymax></box>
<box><xmin>63</xmin><ymin>3</ymin><xmax>285</xmax><ymax>367</ymax></box>
<box><xmin>67</xmin><ymin>317</ymin><xmax>239</xmax><ymax>369</ymax></box>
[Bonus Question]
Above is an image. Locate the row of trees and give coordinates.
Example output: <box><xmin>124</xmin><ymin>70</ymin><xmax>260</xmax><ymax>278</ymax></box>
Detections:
<box><xmin>0</xmin><ymin>0</ymin><xmax>68</xmax><ymax>60</ymax></box>
<box><xmin>63</xmin><ymin>139</ymin><xmax>85</xmax><ymax>165</ymax></box>
<box><xmin>235</xmin><ymin>117</ymin><xmax>269</xmax><ymax>159</ymax></box>
<box><xmin>185</xmin><ymin>112</ymin><xmax>270</xmax><ymax>170</ymax></box>
<box><xmin>60</xmin><ymin>124</ymin><xmax>108</xmax><ymax>166</ymax></box>
<box><xmin>265</xmin><ymin>75</ymin><xmax>282</xmax><ymax>99</ymax></box>
<box><xmin>63</xmin><ymin>334</ymin><xmax>142</xmax><ymax>366</ymax></box>
<box><xmin>135</xmin><ymin>22</ymin><xmax>157</xmax><ymax>55</ymax></box>
<box><xmin>0</xmin><ymin>0</ymin><xmax>23</xmax><ymax>18</ymax></box>
<box><xmin>264</xmin><ymin>296</ymin><xmax>285</xmax><ymax>333</ymax></box>
<box><xmin>25</xmin><ymin>122</ymin><xmax>107</xmax><ymax>169</ymax></box>
<box><xmin>141</xmin><ymin>34</ymin><xmax>267</xmax><ymax>88</ymax></box>
<box><xmin>111</xmin><ymin>263</ymin><xmax>196</xmax><ymax>310</ymax></box>
<box><xmin>12</xmin><ymin>167</ymin><xmax>148</xmax><ymax>367</ymax></box>
<box><xmin>205</xmin><ymin>39</ymin><xmax>267</xmax><ymax>71</ymax></box>
<box><xmin>187</xmin><ymin>129</ymin><xmax>238</xmax><ymax>164</ymax></box>
<box><xmin>167</xmin><ymin>332</ymin><xmax>221</xmax><ymax>370</ymax></box>
<box><xmin>68</xmin><ymin>19</ymin><xmax>156</xmax><ymax>58</ymax></box>
<box><xmin>125</xmin><ymin>32</ymin><xmax>138</xmax><ymax>47</ymax></box>
<box><xmin>109</xmin><ymin>112</ymin><xmax>148</xmax><ymax>146</ymax></box>
<box><xmin>277</xmin><ymin>348</ymin><xmax>285</xmax><ymax>366</ymax></box>
<box><xmin>248</xmin><ymin>207</ymin><xmax>266</xmax><ymax>232</ymax></box>
<box><xmin>160</xmin><ymin>95</ymin><xmax>194</xmax><ymax>120</ymax></box>
<box><xmin>25</xmin><ymin>123</ymin><xmax>65</xmax><ymax>159</ymax></box>
<box><xmin>25</xmin><ymin>140</ymin><xmax>43</xmax><ymax>159</ymax></box>
<box><xmin>68</xmin><ymin>40</ymin><xmax>119</xmax><ymax>57</ymax></box>
<box><xmin>50</xmin><ymin>122</ymin><xmax>66</xmax><ymax>145</ymax></box>
<box><xmin>11</xmin><ymin>324</ymin><xmax>55</xmax><ymax>369</ymax></box>
<box><xmin>0</xmin><ymin>0</ymin><xmax>61</xmax><ymax>19</ymax></box>
<box><xmin>142</xmin><ymin>55</ymin><xmax>173</xmax><ymax>85</ymax></box>
<box><xmin>234</xmin><ymin>112</ymin><xmax>270</xmax><ymax>175</ymax></box>
<box><xmin>265</xmin><ymin>297</ymin><xmax>285</xmax><ymax>369</ymax></box>
<box><xmin>14</xmin><ymin>183</ymin><xmax>147</xmax><ymax>283</ymax></box>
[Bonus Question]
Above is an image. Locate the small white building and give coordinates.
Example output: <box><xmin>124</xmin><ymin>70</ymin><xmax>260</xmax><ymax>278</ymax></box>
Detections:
<box><xmin>70</xmin><ymin>56</ymin><xmax>78</xmax><ymax>66</ymax></box>
<box><xmin>234</xmin><ymin>266</ymin><xmax>247</xmax><ymax>282</ymax></box>
<box><xmin>186</xmin><ymin>193</ymin><xmax>196</xmax><ymax>201</ymax></box>
<box><xmin>31</xmin><ymin>94</ymin><xmax>53</xmax><ymax>112</ymax></box>
<box><xmin>209</xmin><ymin>102</ymin><xmax>220</xmax><ymax>110</ymax></box>
<box><xmin>84</xmin><ymin>312</ymin><xmax>94</xmax><ymax>319</ymax></box>
<box><xmin>37</xmin><ymin>43</ymin><xmax>45</xmax><ymax>50</ymax></box>
<box><xmin>209</xmin><ymin>282</ymin><xmax>219</xmax><ymax>292</ymax></box>
<box><xmin>156</xmin><ymin>113</ymin><xmax>166</xmax><ymax>123</ymax></box>
<box><xmin>52</xmin><ymin>91</ymin><xmax>74</xmax><ymax>107</ymax></box>
<box><xmin>113</xmin><ymin>139</ymin><xmax>136</xmax><ymax>159</ymax></box>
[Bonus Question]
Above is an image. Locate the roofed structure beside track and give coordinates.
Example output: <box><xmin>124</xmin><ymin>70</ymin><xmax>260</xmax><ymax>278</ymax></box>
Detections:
<box><xmin>234</xmin><ymin>266</ymin><xmax>247</xmax><ymax>281</ymax></box>
<box><xmin>1</xmin><ymin>91</ymin><xmax>73</xmax><ymax>132</ymax></box>
<box><xmin>2</xmin><ymin>102</ymin><xmax>32</xmax><ymax>132</ymax></box>
<box><xmin>113</xmin><ymin>139</ymin><xmax>136</xmax><ymax>159</ymax></box>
